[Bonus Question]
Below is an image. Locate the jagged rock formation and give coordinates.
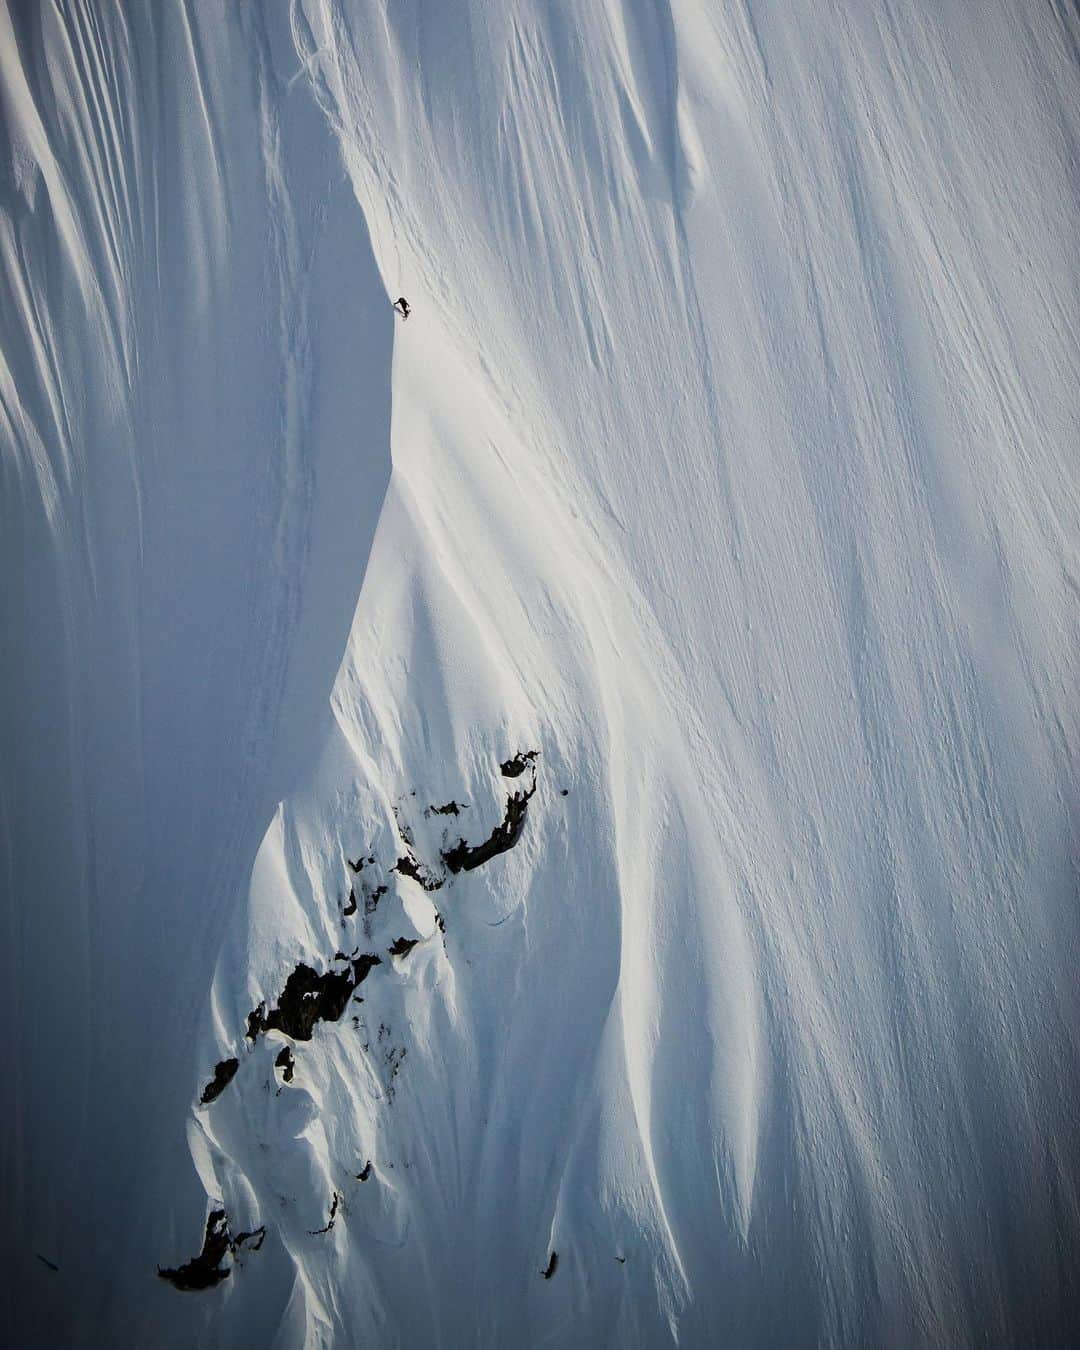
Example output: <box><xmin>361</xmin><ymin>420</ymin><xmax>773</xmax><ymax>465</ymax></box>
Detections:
<box><xmin>248</xmin><ymin>957</ymin><xmax>382</xmax><ymax>1044</ymax></box>
<box><xmin>442</xmin><ymin>777</ymin><xmax>536</xmax><ymax>874</ymax></box>
<box><xmin>157</xmin><ymin>1211</ymin><xmax>264</xmax><ymax>1292</ymax></box>
<box><xmin>199</xmin><ymin>1059</ymin><xmax>239</xmax><ymax>1106</ymax></box>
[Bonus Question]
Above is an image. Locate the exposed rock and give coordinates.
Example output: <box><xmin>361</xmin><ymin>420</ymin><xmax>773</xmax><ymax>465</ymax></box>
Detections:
<box><xmin>254</xmin><ymin>955</ymin><xmax>381</xmax><ymax>1043</ymax></box>
<box><xmin>388</xmin><ymin>936</ymin><xmax>419</xmax><ymax>958</ymax></box>
<box><xmin>157</xmin><ymin>1209</ymin><xmax>267</xmax><ymax>1292</ymax></box>
<box><xmin>500</xmin><ymin>750</ymin><xmax>538</xmax><ymax>778</ymax></box>
<box><xmin>352</xmin><ymin>953</ymin><xmax>382</xmax><ymax>984</ymax></box>
<box><xmin>343</xmin><ymin>888</ymin><xmax>357</xmax><ymax>917</ymax></box>
<box><xmin>356</xmin><ymin>1161</ymin><xmax>373</xmax><ymax>1182</ymax></box>
<box><xmin>394</xmin><ymin>852</ymin><xmax>444</xmax><ymax>891</ymax></box>
<box><xmin>264</xmin><ymin>965</ymin><xmax>352</xmax><ymax>1040</ymax></box>
<box><xmin>246</xmin><ymin>1004</ymin><xmax>266</xmax><ymax>1043</ymax></box>
<box><xmin>275</xmin><ymin>1046</ymin><xmax>295</xmax><ymax>1083</ymax></box>
<box><xmin>428</xmin><ymin>800</ymin><xmax>465</xmax><ymax>816</ymax></box>
<box><xmin>309</xmin><ymin>1192</ymin><xmax>340</xmax><ymax>1235</ymax></box>
<box><xmin>158</xmin><ymin>1210</ymin><xmax>232</xmax><ymax>1291</ymax></box>
<box><xmin>200</xmin><ymin>1058</ymin><xmax>239</xmax><ymax>1105</ymax></box>
<box><xmin>441</xmin><ymin>778</ymin><xmax>536</xmax><ymax>873</ymax></box>
<box><xmin>542</xmin><ymin>1251</ymin><xmax>558</xmax><ymax>1279</ymax></box>
<box><xmin>233</xmin><ymin>1227</ymin><xmax>266</xmax><ymax>1253</ymax></box>
<box><xmin>347</xmin><ymin>853</ymin><xmax>376</xmax><ymax>874</ymax></box>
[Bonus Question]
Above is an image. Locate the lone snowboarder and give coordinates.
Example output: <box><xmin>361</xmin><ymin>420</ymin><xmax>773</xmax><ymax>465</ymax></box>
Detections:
<box><xmin>393</xmin><ymin>296</ymin><xmax>411</xmax><ymax>320</ymax></box>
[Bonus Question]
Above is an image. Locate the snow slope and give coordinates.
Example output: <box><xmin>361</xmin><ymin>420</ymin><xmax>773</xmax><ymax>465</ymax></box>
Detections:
<box><xmin>3</xmin><ymin>1</ymin><xmax>1079</xmax><ymax>1346</ymax></box>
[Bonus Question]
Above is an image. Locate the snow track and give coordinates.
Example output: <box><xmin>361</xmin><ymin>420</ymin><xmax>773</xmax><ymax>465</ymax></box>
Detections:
<box><xmin>3</xmin><ymin>2</ymin><xmax>1079</xmax><ymax>1346</ymax></box>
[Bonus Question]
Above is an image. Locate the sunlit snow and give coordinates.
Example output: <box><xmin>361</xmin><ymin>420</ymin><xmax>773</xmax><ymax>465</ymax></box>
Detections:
<box><xmin>3</xmin><ymin>2</ymin><xmax>1079</xmax><ymax>1346</ymax></box>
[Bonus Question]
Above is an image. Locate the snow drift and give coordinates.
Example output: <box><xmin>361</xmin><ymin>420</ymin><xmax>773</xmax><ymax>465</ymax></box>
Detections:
<box><xmin>3</xmin><ymin>1</ymin><xmax>1079</xmax><ymax>1346</ymax></box>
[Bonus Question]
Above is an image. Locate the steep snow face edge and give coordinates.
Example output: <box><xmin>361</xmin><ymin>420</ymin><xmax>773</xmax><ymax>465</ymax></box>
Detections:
<box><xmin>4</xmin><ymin>1</ymin><xmax>1080</xmax><ymax>1348</ymax></box>
<box><xmin>1</xmin><ymin>0</ymin><xmax>393</xmax><ymax>1339</ymax></box>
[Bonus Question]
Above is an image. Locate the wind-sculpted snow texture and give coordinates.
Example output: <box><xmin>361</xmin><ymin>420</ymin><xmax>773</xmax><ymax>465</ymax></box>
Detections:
<box><xmin>3</xmin><ymin>1</ymin><xmax>1079</xmax><ymax>1346</ymax></box>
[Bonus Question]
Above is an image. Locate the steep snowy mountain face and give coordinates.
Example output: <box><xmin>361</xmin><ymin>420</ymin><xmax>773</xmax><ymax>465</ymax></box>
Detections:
<box><xmin>3</xmin><ymin>1</ymin><xmax>1079</xmax><ymax>1345</ymax></box>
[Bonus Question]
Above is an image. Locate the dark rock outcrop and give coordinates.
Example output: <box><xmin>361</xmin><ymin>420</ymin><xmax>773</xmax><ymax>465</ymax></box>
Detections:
<box><xmin>309</xmin><ymin>1192</ymin><xmax>340</xmax><ymax>1235</ymax></box>
<box><xmin>158</xmin><ymin>1210</ymin><xmax>233</xmax><ymax>1291</ymax></box>
<box><xmin>233</xmin><ymin>1227</ymin><xmax>266</xmax><ymax>1252</ymax></box>
<box><xmin>200</xmin><ymin>1058</ymin><xmax>239</xmax><ymax>1105</ymax></box>
<box><xmin>441</xmin><ymin>778</ymin><xmax>535</xmax><ymax>873</ymax></box>
<box><xmin>251</xmin><ymin>955</ymin><xmax>381</xmax><ymax>1044</ymax></box>
<box><xmin>394</xmin><ymin>852</ymin><xmax>444</xmax><ymax>891</ymax></box>
<box><xmin>500</xmin><ymin>750</ymin><xmax>538</xmax><ymax>778</ymax></box>
<box><xmin>158</xmin><ymin>1211</ymin><xmax>266</xmax><ymax>1292</ymax></box>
